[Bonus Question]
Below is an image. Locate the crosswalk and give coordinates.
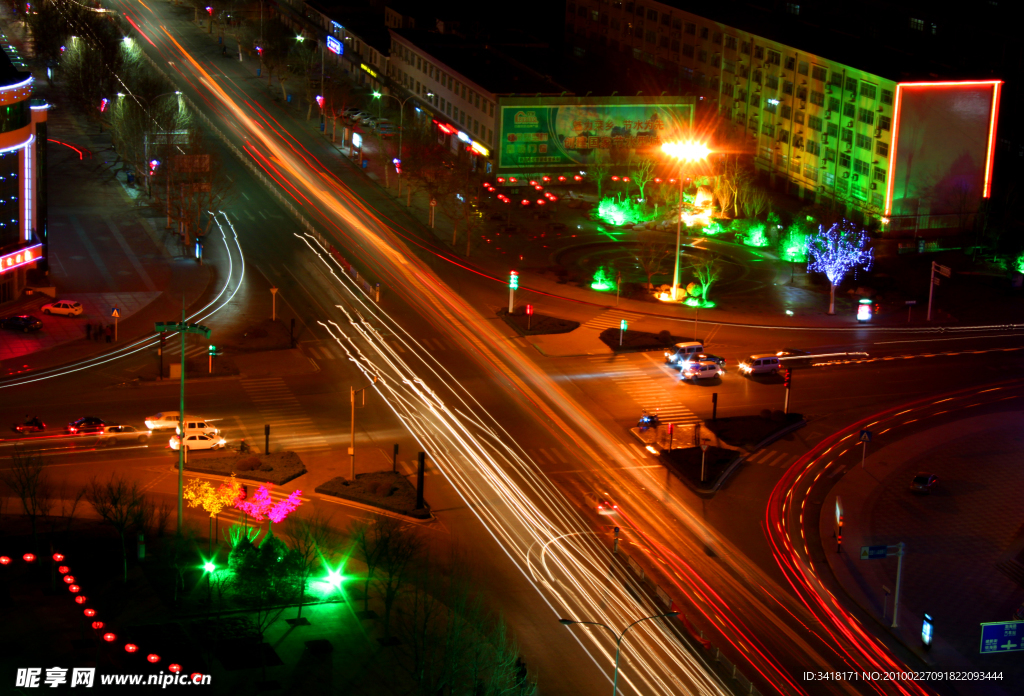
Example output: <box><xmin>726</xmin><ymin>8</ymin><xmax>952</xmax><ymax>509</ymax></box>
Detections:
<box><xmin>240</xmin><ymin>378</ymin><xmax>330</xmax><ymax>454</ymax></box>
<box><xmin>303</xmin><ymin>336</ymin><xmax>455</xmax><ymax>361</ymax></box>
<box><xmin>393</xmin><ymin>442</ymin><xmax>653</xmax><ymax>476</ymax></box>
<box><xmin>585</xmin><ymin>355</ymin><xmax>701</xmax><ymax>427</ymax></box>
<box><xmin>745</xmin><ymin>449</ymin><xmax>797</xmax><ymax>467</ymax></box>
<box><xmin>580</xmin><ymin>309</ymin><xmax>642</xmax><ymax>331</ymax></box>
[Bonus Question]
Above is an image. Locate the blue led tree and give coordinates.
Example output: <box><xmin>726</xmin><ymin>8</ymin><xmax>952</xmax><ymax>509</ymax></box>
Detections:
<box><xmin>806</xmin><ymin>223</ymin><xmax>874</xmax><ymax>315</ymax></box>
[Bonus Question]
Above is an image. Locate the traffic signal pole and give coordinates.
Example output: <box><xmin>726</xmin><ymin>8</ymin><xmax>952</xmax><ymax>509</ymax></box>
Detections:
<box><xmin>783</xmin><ymin>369</ymin><xmax>792</xmax><ymax>414</ymax></box>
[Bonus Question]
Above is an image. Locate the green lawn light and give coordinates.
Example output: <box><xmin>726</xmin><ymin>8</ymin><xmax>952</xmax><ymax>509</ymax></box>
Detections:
<box><xmin>203</xmin><ymin>561</ymin><xmax>216</xmax><ymax>573</ymax></box>
<box><xmin>591</xmin><ymin>267</ymin><xmax>614</xmax><ymax>291</ymax></box>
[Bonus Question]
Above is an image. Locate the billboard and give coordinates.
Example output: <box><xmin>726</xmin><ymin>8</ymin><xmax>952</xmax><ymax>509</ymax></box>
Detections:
<box><xmin>886</xmin><ymin>81</ymin><xmax>1001</xmax><ymax>222</ymax></box>
<box><xmin>497</xmin><ymin>96</ymin><xmax>695</xmax><ymax>172</ymax></box>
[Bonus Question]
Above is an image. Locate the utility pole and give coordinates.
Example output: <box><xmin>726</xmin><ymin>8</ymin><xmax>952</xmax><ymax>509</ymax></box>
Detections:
<box><xmin>350</xmin><ymin>386</ymin><xmax>366</xmax><ymax>479</ymax></box>
<box><xmin>927</xmin><ymin>261</ymin><xmax>951</xmax><ymax>321</ymax></box>
<box><xmin>892</xmin><ymin>542</ymin><xmax>906</xmax><ymax>628</ymax></box>
<box><xmin>154</xmin><ymin>312</ymin><xmax>211</xmax><ymax>536</ymax></box>
<box><xmin>783</xmin><ymin>369</ymin><xmax>792</xmax><ymax>414</ymax></box>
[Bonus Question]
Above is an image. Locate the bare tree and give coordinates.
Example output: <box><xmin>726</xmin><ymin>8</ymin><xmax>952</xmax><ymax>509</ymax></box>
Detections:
<box><xmin>689</xmin><ymin>254</ymin><xmax>723</xmax><ymax>304</ymax></box>
<box><xmin>349</xmin><ymin>514</ymin><xmax>393</xmax><ymax>616</ymax></box>
<box><xmin>628</xmin><ymin>158</ymin><xmax>658</xmax><ymax>202</ymax></box>
<box><xmin>154</xmin><ymin>129</ymin><xmax>235</xmax><ymax>248</ymax></box>
<box><xmin>741</xmin><ymin>184</ymin><xmax>770</xmax><ymax>219</ymax></box>
<box><xmin>374</xmin><ymin>519</ymin><xmax>421</xmax><ymax>643</ymax></box>
<box><xmin>633</xmin><ymin>231</ymin><xmax>673</xmax><ymax>289</ymax></box>
<box><xmin>0</xmin><ymin>447</ymin><xmax>53</xmax><ymax>550</ymax></box>
<box><xmin>589</xmin><ymin>161</ymin><xmax>611</xmax><ymax>199</ymax></box>
<box><xmin>287</xmin><ymin>510</ymin><xmax>339</xmax><ymax>619</ymax></box>
<box><xmin>87</xmin><ymin>475</ymin><xmax>147</xmax><ymax>583</ymax></box>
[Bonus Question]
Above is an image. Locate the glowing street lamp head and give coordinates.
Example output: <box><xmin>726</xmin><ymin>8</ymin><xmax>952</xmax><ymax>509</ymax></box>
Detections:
<box><xmin>661</xmin><ymin>141</ymin><xmax>710</xmax><ymax>162</ymax></box>
<box><xmin>326</xmin><ymin>568</ymin><xmax>345</xmax><ymax>588</ymax></box>
<box><xmin>203</xmin><ymin>561</ymin><xmax>216</xmax><ymax>573</ymax></box>
<box><xmin>122</xmin><ymin>36</ymin><xmax>132</xmax><ymax>46</ymax></box>
<box><xmin>373</xmin><ymin>91</ymin><xmax>382</xmax><ymax>99</ymax></box>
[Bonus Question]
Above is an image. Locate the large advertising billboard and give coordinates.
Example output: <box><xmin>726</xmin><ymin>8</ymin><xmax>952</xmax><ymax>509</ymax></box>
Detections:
<box><xmin>886</xmin><ymin>81</ymin><xmax>1001</xmax><ymax>224</ymax></box>
<box><xmin>497</xmin><ymin>96</ymin><xmax>695</xmax><ymax>173</ymax></box>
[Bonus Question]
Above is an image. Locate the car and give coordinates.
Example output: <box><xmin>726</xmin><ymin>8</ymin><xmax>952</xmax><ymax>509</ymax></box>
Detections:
<box><xmin>145</xmin><ymin>412</ymin><xmax>185</xmax><ymax>430</ymax></box>
<box><xmin>41</xmin><ymin>300</ymin><xmax>83</xmax><ymax>317</ymax></box>
<box><xmin>343</xmin><ymin>108</ymin><xmax>368</xmax><ymax>119</ymax></box>
<box><xmin>97</xmin><ymin>425</ymin><xmax>150</xmax><ymax>446</ymax></box>
<box><xmin>910</xmin><ymin>473</ymin><xmax>938</xmax><ymax>494</ymax></box>
<box><xmin>664</xmin><ymin>342</ymin><xmax>705</xmax><ymax>368</ymax></box>
<box><xmin>12</xmin><ymin>417</ymin><xmax>45</xmax><ymax>434</ymax></box>
<box><xmin>694</xmin><ymin>353</ymin><xmax>726</xmax><ymax>368</ymax></box>
<box><xmin>170</xmin><ymin>433</ymin><xmax>227</xmax><ymax>451</ymax></box>
<box><xmin>67</xmin><ymin>416</ymin><xmax>106</xmax><ymax>434</ymax></box>
<box><xmin>584</xmin><ymin>491</ymin><xmax>619</xmax><ymax>515</ymax></box>
<box><xmin>354</xmin><ymin>112</ymin><xmax>377</xmax><ymax>124</ymax></box>
<box><xmin>175</xmin><ymin>417</ymin><xmax>219</xmax><ymax>438</ymax></box>
<box><xmin>681</xmin><ymin>360</ymin><xmax>723</xmax><ymax>380</ymax></box>
<box><xmin>1</xmin><ymin>315</ymin><xmax>43</xmax><ymax>332</ymax></box>
<box><xmin>738</xmin><ymin>354</ymin><xmax>780</xmax><ymax>375</ymax></box>
<box><xmin>776</xmin><ymin>348</ymin><xmax>813</xmax><ymax>366</ymax></box>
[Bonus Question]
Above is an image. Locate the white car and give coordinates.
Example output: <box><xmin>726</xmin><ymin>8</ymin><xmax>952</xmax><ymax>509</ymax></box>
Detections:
<box><xmin>97</xmin><ymin>425</ymin><xmax>150</xmax><ymax>446</ymax></box>
<box><xmin>681</xmin><ymin>360</ymin><xmax>723</xmax><ymax>380</ymax></box>
<box><xmin>41</xmin><ymin>300</ymin><xmax>83</xmax><ymax>317</ymax></box>
<box><xmin>170</xmin><ymin>433</ymin><xmax>227</xmax><ymax>451</ymax></box>
<box><xmin>145</xmin><ymin>412</ymin><xmax>185</xmax><ymax>430</ymax></box>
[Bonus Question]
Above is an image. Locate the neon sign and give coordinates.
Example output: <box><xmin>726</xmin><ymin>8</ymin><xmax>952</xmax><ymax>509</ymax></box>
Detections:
<box><xmin>0</xmin><ymin>244</ymin><xmax>43</xmax><ymax>274</ymax></box>
<box><xmin>326</xmin><ymin>36</ymin><xmax>342</xmax><ymax>55</ymax></box>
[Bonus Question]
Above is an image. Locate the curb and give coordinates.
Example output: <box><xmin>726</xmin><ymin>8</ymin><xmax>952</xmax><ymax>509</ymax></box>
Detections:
<box><xmin>686</xmin><ymin>417</ymin><xmax>808</xmax><ymax>495</ymax></box>
<box><xmin>316</xmin><ymin>492</ymin><xmax>435</xmax><ymax>524</ymax></box>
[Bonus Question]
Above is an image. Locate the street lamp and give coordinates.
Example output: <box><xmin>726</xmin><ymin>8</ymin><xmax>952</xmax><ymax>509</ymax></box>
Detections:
<box><xmin>558</xmin><ymin>611</ymin><xmax>679</xmax><ymax>695</ymax></box>
<box><xmin>371</xmin><ymin>90</ymin><xmax>416</xmax><ymax>193</ymax></box>
<box><xmin>661</xmin><ymin>140</ymin><xmax>710</xmax><ymax>300</ymax></box>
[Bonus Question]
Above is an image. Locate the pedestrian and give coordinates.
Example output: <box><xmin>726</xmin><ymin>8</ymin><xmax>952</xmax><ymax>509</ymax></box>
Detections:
<box><xmin>85</xmin><ymin>322</ymin><xmax>92</xmax><ymax>340</ymax></box>
<box><xmin>105</xmin><ymin>324</ymin><xmax>113</xmax><ymax>343</ymax></box>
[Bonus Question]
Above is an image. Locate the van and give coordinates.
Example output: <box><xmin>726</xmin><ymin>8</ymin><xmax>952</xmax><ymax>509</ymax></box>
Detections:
<box><xmin>664</xmin><ymin>342</ymin><xmax>704</xmax><ymax>368</ymax></box>
<box><xmin>739</xmin><ymin>354</ymin><xmax>780</xmax><ymax>375</ymax></box>
<box><xmin>176</xmin><ymin>418</ymin><xmax>219</xmax><ymax>438</ymax></box>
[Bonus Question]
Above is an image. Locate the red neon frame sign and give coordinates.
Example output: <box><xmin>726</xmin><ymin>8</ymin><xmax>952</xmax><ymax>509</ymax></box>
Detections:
<box><xmin>0</xmin><ymin>244</ymin><xmax>43</xmax><ymax>274</ymax></box>
<box><xmin>885</xmin><ymin>79</ymin><xmax>1002</xmax><ymax>216</ymax></box>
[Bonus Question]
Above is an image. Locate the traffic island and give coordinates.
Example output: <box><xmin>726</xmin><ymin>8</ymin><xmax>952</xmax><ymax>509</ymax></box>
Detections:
<box><xmin>316</xmin><ymin>471</ymin><xmax>431</xmax><ymax>519</ymax></box>
<box><xmin>661</xmin><ymin>446</ymin><xmax>737</xmax><ymax>493</ymax></box>
<box><xmin>703</xmin><ymin>412</ymin><xmax>806</xmax><ymax>448</ymax></box>
<box><xmin>599</xmin><ymin>327</ymin><xmax>686</xmax><ymax>353</ymax></box>
<box><xmin>185</xmin><ymin>451</ymin><xmax>306</xmax><ymax>485</ymax></box>
<box><xmin>498</xmin><ymin>308</ymin><xmax>580</xmax><ymax>336</ymax></box>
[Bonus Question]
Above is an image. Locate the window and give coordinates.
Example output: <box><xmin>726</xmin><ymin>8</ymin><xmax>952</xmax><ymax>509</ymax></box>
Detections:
<box><xmin>712</xmin><ymin>31</ymin><xmax>722</xmax><ymax>44</ymax></box>
<box><xmin>647</xmin><ymin>9</ymin><xmax>657</xmax><ymax>21</ymax></box>
<box><xmin>812</xmin><ymin>65</ymin><xmax>827</xmax><ymax>81</ymax></box>
<box><xmin>826</xmin><ymin>122</ymin><xmax>839</xmax><ymax>138</ymax></box>
<box><xmin>761</xmin><ymin>122</ymin><xmax>775</xmax><ymax>136</ymax></box>
<box><xmin>808</xmin><ymin>115</ymin><xmax>823</xmax><ymax>131</ymax></box>
<box><xmin>475</xmin><ymin>94</ymin><xmax>481</xmax><ymax>109</ymax></box>
<box><xmin>766</xmin><ymin>75</ymin><xmax>779</xmax><ymax>90</ymax></box>
<box><xmin>661</xmin><ymin>13</ymin><xmax>670</xmax><ymax>25</ymax></box>
<box><xmin>855</xmin><ymin>133</ymin><xmax>872</xmax><ymax>150</ymax></box>
<box><xmin>446</xmin><ymin>102</ymin><xmax>452</xmax><ymax>116</ymax></box>
<box><xmin>489</xmin><ymin>102</ymin><xmax>494</xmax><ymax>117</ymax></box>
<box><xmin>659</xmin><ymin>36</ymin><xmax>669</xmax><ymax>48</ymax></box>
<box><xmin>879</xmin><ymin>115</ymin><xmax>891</xmax><ymax>131</ymax></box>
<box><xmin>830</xmin><ymin>72</ymin><xmax>844</xmax><ymax>87</ymax></box>
<box><xmin>672</xmin><ymin>18</ymin><xmax>682</xmax><ymax>30</ymax></box>
<box><xmin>781</xmin><ymin>105</ymin><xmax>792</xmax><ymax>119</ymax></box>
<box><xmin>794</xmin><ymin>110</ymin><xmax>805</xmax><ymax>124</ymax></box>
<box><xmin>671</xmin><ymin>39</ymin><xmax>680</xmax><ymax>51</ymax></box>
<box><xmin>752</xmin><ymin>69</ymin><xmax>762</xmax><ymax>84</ymax></box>
<box><xmin>741</xmin><ymin>40</ymin><xmax>750</xmax><ymax>54</ymax></box>
<box><xmin>841</xmin><ymin>127</ymin><xmax>853</xmax><ymax>144</ymax></box>
<box><xmin>625</xmin><ymin>1</ymin><xmax>633</xmax><ymax>9</ymax></box>
<box><xmin>700</xmin><ymin>26</ymin><xmax>709</xmax><ymax>39</ymax></box>
<box><xmin>793</xmin><ymin>134</ymin><xmax>804</xmax><ymax>148</ymax></box>
<box><xmin>858</xmin><ymin>108</ymin><xmax>875</xmax><ymax>126</ymax></box>
<box><xmin>843</xmin><ymin>102</ymin><xmax>856</xmax><ymax>118</ymax></box>
<box><xmin>749</xmin><ymin>114</ymin><xmax>759</xmax><ymax>129</ymax></box>
<box><xmin>871</xmin><ymin>192</ymin><xmax>883</xmax><ymax>207</ymax></box>
<box><xmin>797</xmin><ymin>86</ymin><xmax>808</xmax><ymax>100</ymax></box>
<box><xmin>591</xmin><ymin>9</ymin><xmax>599</xmax><ymax>20</ymax></box>
<box><xmin>804</xmin><ymin>163</ymin><xmax>819</xmax><ymax>181</ymax></box>
<box><xmin>783</xmin><ymin>80</ymin><xmax>793</xmax><ymax>95</ymax></box>
<box><xmin>828</xmin><ymin>97</ymin><xmax>840</xmax><ymax>113</ymax></box>
<box><xmin>723</xmin><ymin>59</ymin><xmax>735</xmax><ymax>73</ymax></box>
<box><xmin>806</xmin><ymin>140</ymin><xmax>820</xmax><ymax>156</ymax></box>
<box><xmin>853</xmin><ymin>159</ymin><xmax>870</xmax><ymax>176</ymax></box>
<box><xmin>767</xmin><ymin>50</ymin><xmax>781</xmax><ymax>65</ymax></box>
<box><xmin>725</xmin><ymin>35</ymin><xmax>737</xmax><ymax>50</ymax></box>
<box><xmin>860</xmin><ymin>83</ymin><xmax>877</xmax><ymax>100</ymax></box>
<box><xmin>810</xmin><ymin>90</ymin><xmax>824</xmax><ymax>106</ymax></box>
<box><xmin>611</xmin><ymin>18</ymin><xmax>620</xmax><ymax>29</ymax></box>
<box><xmin>633</xmin><ymin>47</ymin><xmax>643</xmax><ymax>60</ymax></box>
<box><xmin>635</xmin><ymin>27</ymin><xmax>643</xmax><ymax>38</ymax></box>
<box><xmin>824</xmin><ymin>149</ymin><xmax>836</xmax><ymax>163</ymax></box>
<box><xmin>754</xmin><ymin>45</ymin><xmax>764</xmax><ymax>60</ymax></box>
<box><xmin>876</xmin><ymin>141</ymin><xmax>888</xmax><ymax>157</ymax></box>
<box><xmin>636</xmin><ymin>5</ymin><xmax>644</xmax><ymax>15</ymax></box>
<box><xmin>873</xmin><ymin>167</ymin><xmax>886</xmax><ymax>183</ymax></box>
<box><xmin>683</xmin><ymin>43</ymin><xmax>694</xmax><ymax>57</ymax></box>
<box><xmin>764</xmin><ymin>100</ymin><xmax>777</xmax><ymax>114</ymax></box>
<box><xmin>839</xmin><ymin>152</ymin><xmax>851</xmax><ymax>168</ymax></box>
<box><xmin>786</xmin><ymin>2</ymin><xmax>800</xmax><ymax>14</ymax></box>
<box><xmin>785</xmin><ymin>56</ymin><xmax>795</xmax><ymax>71</ymax></box>
<box><xmin>684</xmin><ymin>22</ymin><xmax>695</xmax><ymax>35</ymax></box>
<box><xmin>710</xmin><ymin>75</ymin><xmax>720</xmax><ymax>90</ymax></box>
<box><xmin>646</xmin><ymin>30</ymin><xmax>656</xmax><ymax>43</ymax></box>
<box><xmin>910</xmin><ymin>17</ymin><xmax>924</xmax><ymax>31</ymax></box>
<box><xmin>845</xmin><ymin>76</ymin><xmax>858</xmax><ymax>93</ymax></box>
<box><xmin>798</xmin><ymin>60</ymin><xmax>809</xmax><ymax>76</ymax></box>
<box><xmin>698</xmin><ymin>49</ymin><xmax>707</xmax><ymax>63</ymax></box>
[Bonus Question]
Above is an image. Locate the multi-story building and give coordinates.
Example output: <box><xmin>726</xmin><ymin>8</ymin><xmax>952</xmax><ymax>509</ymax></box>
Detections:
<box><xmin>564</xmin><ymin>1</ymin><xmax>1004</xmax><ymax>230</ymax></box>
<box><xmin>285</xmin><ymin>2</ymin><xmax>391</xmax><ymax>92</ymax></box>
<box><xmin>0</xmin><ymin>44</ymin><xmax>47</xmax><ymax>304</ymax></box>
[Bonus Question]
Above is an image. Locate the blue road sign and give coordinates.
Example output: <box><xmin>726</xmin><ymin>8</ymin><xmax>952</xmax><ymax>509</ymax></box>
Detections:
<box><xmin>980</xmin><ymin>621</ymin><xmax>1024</xmax><ymax>654</ymax></box>
<box><xmin>860</xmin><ymin>545</ymin><xmax>888</xmax><ymax>560</ymax></box>
<box><xmin>860</xmin><ymin>429</ymin><xmax>872</xmax><ymax>443</ymax></box>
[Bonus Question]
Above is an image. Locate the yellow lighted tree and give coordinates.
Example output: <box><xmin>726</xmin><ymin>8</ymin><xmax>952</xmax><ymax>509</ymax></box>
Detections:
<box><xmin>184</xmin><ymin>474</ymin><xmax>244</xmax><ymax>550</ymax></box>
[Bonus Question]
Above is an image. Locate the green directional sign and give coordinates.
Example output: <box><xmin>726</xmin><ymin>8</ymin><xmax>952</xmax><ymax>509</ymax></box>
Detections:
<box><xmin>155</xmin><ymin>321</ymin><xmax>211</xmax><ymax>339</ymax></box>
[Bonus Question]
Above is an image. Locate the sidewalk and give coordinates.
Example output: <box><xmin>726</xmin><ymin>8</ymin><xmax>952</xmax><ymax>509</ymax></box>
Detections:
<box><xmin>821</xmin><ymin>411</ymin><xmax>1024</xmax><ymax>696</ymax></box>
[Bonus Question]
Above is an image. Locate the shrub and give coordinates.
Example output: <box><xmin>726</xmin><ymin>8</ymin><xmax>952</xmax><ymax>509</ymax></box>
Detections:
<box><xmin>760</xmin><ymin>409</ymin><xmax>772</xmax><ymax>419</ymax></box>
<box><xmin>657</xmin><ymin>330</ymin><xmax>673</xmax><ymax>345</ymax></box>
<box><xmin>236</xmin><ymin>456</ymin><xmax>261</xmax><ymax>471</ymax></box>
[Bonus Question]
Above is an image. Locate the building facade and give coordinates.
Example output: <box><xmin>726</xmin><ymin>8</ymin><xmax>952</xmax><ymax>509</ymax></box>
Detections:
<box><xmin>564</xmin><ymin>1</ymin><xmax>1002</xmax><ymax>230</ymax></box>
<box><xmin>0</xmin><ymin>46</ymin><xmax>46</xmax><ymax>304</ymax></box>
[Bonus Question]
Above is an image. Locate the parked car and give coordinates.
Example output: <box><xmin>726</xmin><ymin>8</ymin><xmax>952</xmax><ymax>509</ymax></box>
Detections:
<box><xmin>910</xmin><ymin>473</ymin><xmax>938</xmax><ymax>494</ymax></box>
<box><xmin>97</xmin><ymin>425</ymin><xmax>150</xmax><ymax>445</ymax></box>
<box><xmin>681</xmin><ymin>360</ymin><xmax>723</xmax><ymax>381</ymax></box>
<box><xmin>343</xmin><ymin>108</ymin><xmax>368</xmax><ymax>120</ymax></box>
<box><xmin>41</xmin><ymin>300</ymin><xmax>83</xmax><ymax>317</ymax></box>
<box><xmin>1</xmin><ymin>315</ymin><xmax>43</xmax><ymax>332</ymax></box>
<box><xmin>170</xmin><ymin>433</ymin><xmax>227</xmax><ymax>451</ymax></box>
<box><xmin>67</xmin><ymin>416</ymin><xmax>106</xmax><ymax>434</ymax></box>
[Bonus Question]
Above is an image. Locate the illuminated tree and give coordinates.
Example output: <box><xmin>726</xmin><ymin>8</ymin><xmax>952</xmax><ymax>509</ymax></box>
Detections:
<box><xmin>236</xmin><ymin>484</ymin><xmax>273</xmax><ymax>521</ymax></box>
<box><xmin>185</xmin><ymin>475</ymin><xmax>244</xmax><ymax>550</ymax></box>
<box><xmin>633</xmin><ymin>231</ymin><xmax>673</xmax><ymax>289</ymax></box>
<box><xmin>589</xmin><ymin>161</ymin><xmax>611</xmax><ymax>199</ymax></box>
<box><xmin>268</xmin><ymin>490</ymin><xmax>303</xmax><ymax>524</ymax></box>
<box><xmin>628</xmin><ymin>158</ymin><xmax>657</xmax><ymax>202</ymax></box>
<box><xmin>689</xmin><ymin>255</ymin><xmax>722</xmax><ymax>306</ymax></box>
<box><xmin>806</xmin><ymin>223</ymin><xmax>874</xmax><ymax>314</ymax></box>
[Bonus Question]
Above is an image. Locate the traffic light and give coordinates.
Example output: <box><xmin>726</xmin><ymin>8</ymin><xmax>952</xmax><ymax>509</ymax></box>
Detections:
<box><xmin>783</xmin><ymin>369</ymin><xmax>792</xmax><ymax>389</ymax></box>
<box><xmin>208</xmin><ymin>345</ymin><xmax>221</xmax><ymax>357</ymax></box>
<box><xmin>509</xmin><ymin>270</ymin><xmax>519</xmax><ymax>290</ymax></box>
<box><xmin>149</xmin><ymin>159</ymin><xmax>160</xmax><ymax>176</ymax></box>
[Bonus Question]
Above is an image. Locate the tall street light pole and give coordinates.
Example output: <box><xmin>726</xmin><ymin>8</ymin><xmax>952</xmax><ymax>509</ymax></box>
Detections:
<box><xmin>155</xmin><ymin>312</ymin><xmax>211</xmax><ymax>535</ymax></box>
<box><xmin>372</xmin><ymin>90</ymin><xmax>414</xmax><ymax>192</ymax></box>
<box><xmin>559</xmin><ymin>612</ymin><xmax>679</xmax><ymax>695</ymax></box>
<box><xmin>661</xmin><ymin>141</ymin><xmax>710</xmax><ymax>300</ymax></box>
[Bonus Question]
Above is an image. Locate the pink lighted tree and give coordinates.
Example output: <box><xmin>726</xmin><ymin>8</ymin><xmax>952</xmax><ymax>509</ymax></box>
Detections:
<box><xmin>269</xmin><ymin>491</ymin><xmax>303</xmax><ymax>524</ymax></box>
<box><xmin>235</xmin><ymin>484</ymin><xmax>273</xmax><ymax>522</ymax></box>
